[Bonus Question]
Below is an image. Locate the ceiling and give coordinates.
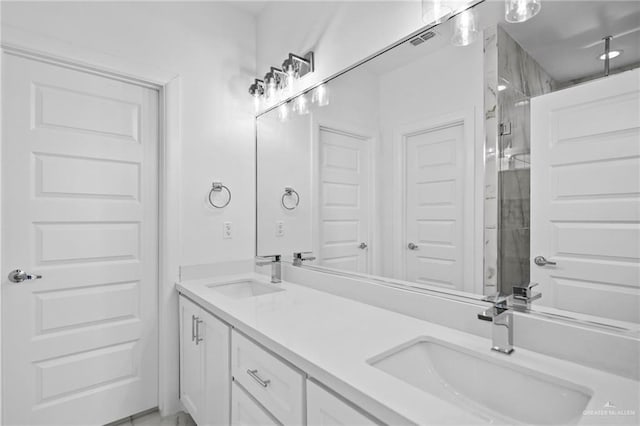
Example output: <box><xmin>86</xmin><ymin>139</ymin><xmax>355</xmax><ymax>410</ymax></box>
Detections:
<box><xmin>500</xmin><ymin>0</ymin><xmax>640</xmax><ymax>83</ymax></box>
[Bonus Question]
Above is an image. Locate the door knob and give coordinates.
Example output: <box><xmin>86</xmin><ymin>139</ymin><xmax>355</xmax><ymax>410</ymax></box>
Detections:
<box><xmin>534</xmin><ymin>256</ymin><xmax>557</xmax><ymax>266</ymax></box>
<box><xmin>358</xmin><ymin>242</ymin><xmax>368</xmax><ymax>250</ymax></box>
<box><xmin>407</xmin><ymin>242</ymin><xmax>419</xmax><ymax>250</ymax></box>
<box><xmin>8</xmin><ymin>269</ymin><xmax>42</xmax><ymax>283</ymax></box>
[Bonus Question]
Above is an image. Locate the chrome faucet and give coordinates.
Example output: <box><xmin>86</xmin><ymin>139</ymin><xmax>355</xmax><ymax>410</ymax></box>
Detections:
<box><xmin>478</xmin><ymin>296</ymin><xmax>514</xmax><ymax>354</ymax></box>
<box><xmin>255</xmin><ymin>255</ymin><xmax>281</xmax><ymax>283</ymax></box>
<box><xmin>477</xmin><ymin>284</ymin><xmax>542</xmax><ymax>354</ymax></box>
<box><xmin>512</xmin><ymin>282</ymin><xmax>542</xmax><ymax>311</ymax></box>
<box><xmin>292</xmin><ymin>251</ymin><xmax>316</xmax><ymax>266</ymax></box>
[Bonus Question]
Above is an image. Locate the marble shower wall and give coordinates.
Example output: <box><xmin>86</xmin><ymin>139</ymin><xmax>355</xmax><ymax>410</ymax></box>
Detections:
<box><xmin>497</xmin><ymin>26</ymin><xmax>555</xmax><ymax>169</ymax></box>
<box><xmin>483</xmin><ymin>26</ymin><xmax>499</xmax><ymax>295</ymax></box>
<box><xmin>484</xmin><ymin>25</ymin><xmax>556</xmax><ymax>294</ymax></box>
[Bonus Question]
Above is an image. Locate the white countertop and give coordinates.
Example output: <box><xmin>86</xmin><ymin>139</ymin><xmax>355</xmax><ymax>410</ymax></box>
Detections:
<box><xmin>176</xmin><ymin>273</ymin><xmax>640</xmax><ymax>425</ymax></box>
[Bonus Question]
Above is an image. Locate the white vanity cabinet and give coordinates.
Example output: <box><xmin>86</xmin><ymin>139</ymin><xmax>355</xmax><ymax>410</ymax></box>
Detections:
<box><xmin>231</xmin><ymin>330</ymin><xmax>305</xmax><ymax>425</ymax></box>
<box><xmin>307</xmin><ymin>381</ymin><xmax>378</xmax><ymax>426</ymax></box>
<box><xmin>179</xmin><ymin>293</ymin><xmax>380</xmax><ymax>426</ymax></box>
<box><xmin>179</xmin><ymin>295</ymin><xmax>231</xmax><ymax>426</ymax></box>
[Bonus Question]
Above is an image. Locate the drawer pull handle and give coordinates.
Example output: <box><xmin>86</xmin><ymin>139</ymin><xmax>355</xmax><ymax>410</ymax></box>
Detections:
<box><xmin>247</xmin><ymin>369</ymin><xmax>271</xmax><ymax>387</ymax></box>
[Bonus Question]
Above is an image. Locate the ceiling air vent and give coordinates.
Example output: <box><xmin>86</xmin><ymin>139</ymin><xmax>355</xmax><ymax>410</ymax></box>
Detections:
<box><xmin>409</xmin><ymin>31</ymin><xmax>436</xmax><ymax>47</ymax></box>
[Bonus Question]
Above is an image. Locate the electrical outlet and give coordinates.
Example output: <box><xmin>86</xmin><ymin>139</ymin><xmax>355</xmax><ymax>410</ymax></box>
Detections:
<box><xmin>223</xmin><ymin>221</ymin><xmax>232</xmax><ymax>239</ymax></box>
<box><xmin>276</xmin><ymin>221</ymin><xmax>284</xmax><ymax>237</ymax></box>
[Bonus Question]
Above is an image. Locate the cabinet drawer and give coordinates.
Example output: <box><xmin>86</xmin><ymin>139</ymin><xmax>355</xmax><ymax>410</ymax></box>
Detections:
<box><xmin>307</xmin><ymin>381</ymin><xmax>378</xmax><ymax>426</ymax></box>
<box><xmin>231</xmin><ymin>382</ymin><xmax>279</xmax><ymax>426</ymax></box>
<box><xmin>231</xmin><ymin>331</ymin><xmax>304</xmax><ymax>425</ymax></box>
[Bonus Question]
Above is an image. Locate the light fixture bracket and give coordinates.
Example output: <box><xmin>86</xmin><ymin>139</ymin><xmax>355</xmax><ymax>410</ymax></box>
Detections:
<box><xmin>288</xmin><ymin>51</ymin><xmax>314</xmax><ymax>78</ymax></box>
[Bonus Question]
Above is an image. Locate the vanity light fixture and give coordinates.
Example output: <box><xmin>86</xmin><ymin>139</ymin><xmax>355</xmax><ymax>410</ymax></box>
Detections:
<box><xmin>451</xmin><ymin>7</ymin><xmax>478</xmax><ymax>46</ymax></box>
<box><xmin>505</xmin><ymin>0</ymin><xmax>541</xmax><ymax>23</ymax></box>
<box><xmin>311</xmin><ymin>84</ymin><xmax>329</xmax><ymax>106</ymax></box>
<box><xmin>248</xmin><ymin>79</ymin><xmax>265</xmax><ymax>112</ymax></box>
<box><xmin>249</xmin><ymin>51</ymin><xmax>315</xmax><ymax>113</ymax></box>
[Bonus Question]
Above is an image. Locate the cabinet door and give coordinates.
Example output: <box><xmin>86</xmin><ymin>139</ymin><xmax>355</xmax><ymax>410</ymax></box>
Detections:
<box><xmin>231</xmin><ymin>382</ymin><xmax>279</xmax><ymax>426</ymax></box>
<box><xmin>201</xmin><ymin>310</ymin><xmax>231</xmax><ymax>426</ymax></box>
<box><xmin>179</xmin><ymin>296</ymin><xmax>203</xmax><ymax>424</ymax></box>
<box><xmin>307</xmin><ymin>381</ymin><xmax>377</xmax><ymax>426</ymax></box>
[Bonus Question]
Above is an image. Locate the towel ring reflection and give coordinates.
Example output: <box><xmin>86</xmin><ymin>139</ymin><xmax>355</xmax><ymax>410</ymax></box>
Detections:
<box><xmin>209</xmin><ymin>181</ymin><xmax>231</xmax><ymax>209</ymax></box>
<box><xmin>281</xmin><ymin>186</ymin><xmax>300</xmax><ymax>210</ymax></box>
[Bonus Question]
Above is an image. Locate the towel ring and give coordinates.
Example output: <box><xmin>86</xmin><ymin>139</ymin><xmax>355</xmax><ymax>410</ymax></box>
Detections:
<box><xmin>281</xmin><ymin>186</ymin><xmax>300</xmax><ymax>210</ymax></box>
<box><xmin>209</xmin><ymin>181</ymin><xmax>231</xmax><ymax>209</ymax></box>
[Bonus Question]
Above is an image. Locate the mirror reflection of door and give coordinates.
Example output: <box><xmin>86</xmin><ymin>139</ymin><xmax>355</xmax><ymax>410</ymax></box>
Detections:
<box><xmin>317</xmin><ymin>126</ymin><xmax>371</xmax><ymax>274</ymax></box>
<box><xmin>404</xmin><ymin>122</ymin><xmax>465</xmax><ymax>290</ymax></box>
<box><xmin>531</xmin><ymin>69</ymin><xmax>640</xmax><ymax>324</ymax></box>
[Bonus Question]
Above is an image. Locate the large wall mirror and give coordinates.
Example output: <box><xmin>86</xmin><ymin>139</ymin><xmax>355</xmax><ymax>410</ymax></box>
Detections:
<box><xmin>256</xmin><ymin>0</ymin><xmax>640</xmax><ymax>330</ymax></box>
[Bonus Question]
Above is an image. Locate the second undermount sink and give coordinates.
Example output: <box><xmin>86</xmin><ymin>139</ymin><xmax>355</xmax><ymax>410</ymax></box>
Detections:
<box><xmin>368</xmin><ymin>338</ymin><xmax>592</xmax><ymax>425</ymax></box>
<box><xmin>207</xmin><ymin>280</ymin><xmax>284</xmax><ymax>299</ymax></box>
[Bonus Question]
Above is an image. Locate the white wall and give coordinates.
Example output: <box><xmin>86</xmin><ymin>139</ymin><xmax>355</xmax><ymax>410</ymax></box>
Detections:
<box><xmin>1</xmin><ymin>1</ymin><xmax>257</xmax><ymax>267</ymax></box>
<box><xmin>256</xmin><ymin>1</ymin><xmax>425</xmax><ymax>103</ymax></box>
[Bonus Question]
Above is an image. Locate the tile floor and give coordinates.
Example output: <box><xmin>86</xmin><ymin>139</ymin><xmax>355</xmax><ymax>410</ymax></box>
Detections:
<box><xmin>110</xmin><ymin>410</ymin><xmax>196</xmax><ymax>426</ymax></box>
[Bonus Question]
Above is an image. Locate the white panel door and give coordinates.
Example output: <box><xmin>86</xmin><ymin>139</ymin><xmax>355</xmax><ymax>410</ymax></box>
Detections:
<box><xmin>531</xmin><ymin>69</ymin><xmax>640</xmax><ymax>324</ymax></box>
<box><xmin>317</xmin><ymin>127</ymin><xmax>371</xmax><ymax>273</ymax></box>
<box><xmin>405</xmin><ymin>123</ymin><xmax>465</xmax><ymax>290</ymax></box>
<box><xmin>2</xmin><ymin>53</ymin><xmax>159</xmax><ymax>425</ymax></box>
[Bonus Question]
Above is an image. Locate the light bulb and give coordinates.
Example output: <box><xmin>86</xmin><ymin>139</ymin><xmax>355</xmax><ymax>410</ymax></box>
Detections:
<box><xmin>293</xmin><ymin>94</ymin><xmax>310</xmax><ymax>115</ymax></box>
<box><xmin>311</xmin><ymin>84</ymin><xmax>329</xmax><ymax>107</ymax></box>
<box><xmin>599</xmin><ymin>50</ymin><xmax>622</xmax><ymax>60</ymax></box>
<box><xmin>505</xmin><ymin>0</ymin><xmax>541</xmax><ymax>23</ymax></box>
<box><xmin>264</xmin><ymin>72</ymin><xmax>277</xmax><ymax>102</ymax></box>
<box><xmin>451</xmin><ymin>8</ymin><xmax>478</xmax><ymax>46</ymax></box>
<box><xmin>267</xmin><ymin>82</ymin><xmax>277</xmax><ymax>100</ymax></box>
<box><xmin>278</xmin><ymin>103</ymin><xmax>290</xmax><ymax>122</ymax></box>
<box><xmin>422</xmin><ymin>0</ymin><xmax>453</xmax><ymax>24</ymax></box>
<box><xmin>253</xmin><ymin>96</ymin><xmax>261</xmax><ymax>112</ymax></box>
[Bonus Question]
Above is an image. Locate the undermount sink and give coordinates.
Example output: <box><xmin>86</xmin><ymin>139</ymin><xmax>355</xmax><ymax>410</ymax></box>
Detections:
<box><xmin>368</xmin><ymin>338</ymin><xmax>592</xmax><ymax>425</ymax></box>
<box><xmin>207</xmin><ymin>280</ymin><xmax>284</xmax><ymax>299</ymax></box>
